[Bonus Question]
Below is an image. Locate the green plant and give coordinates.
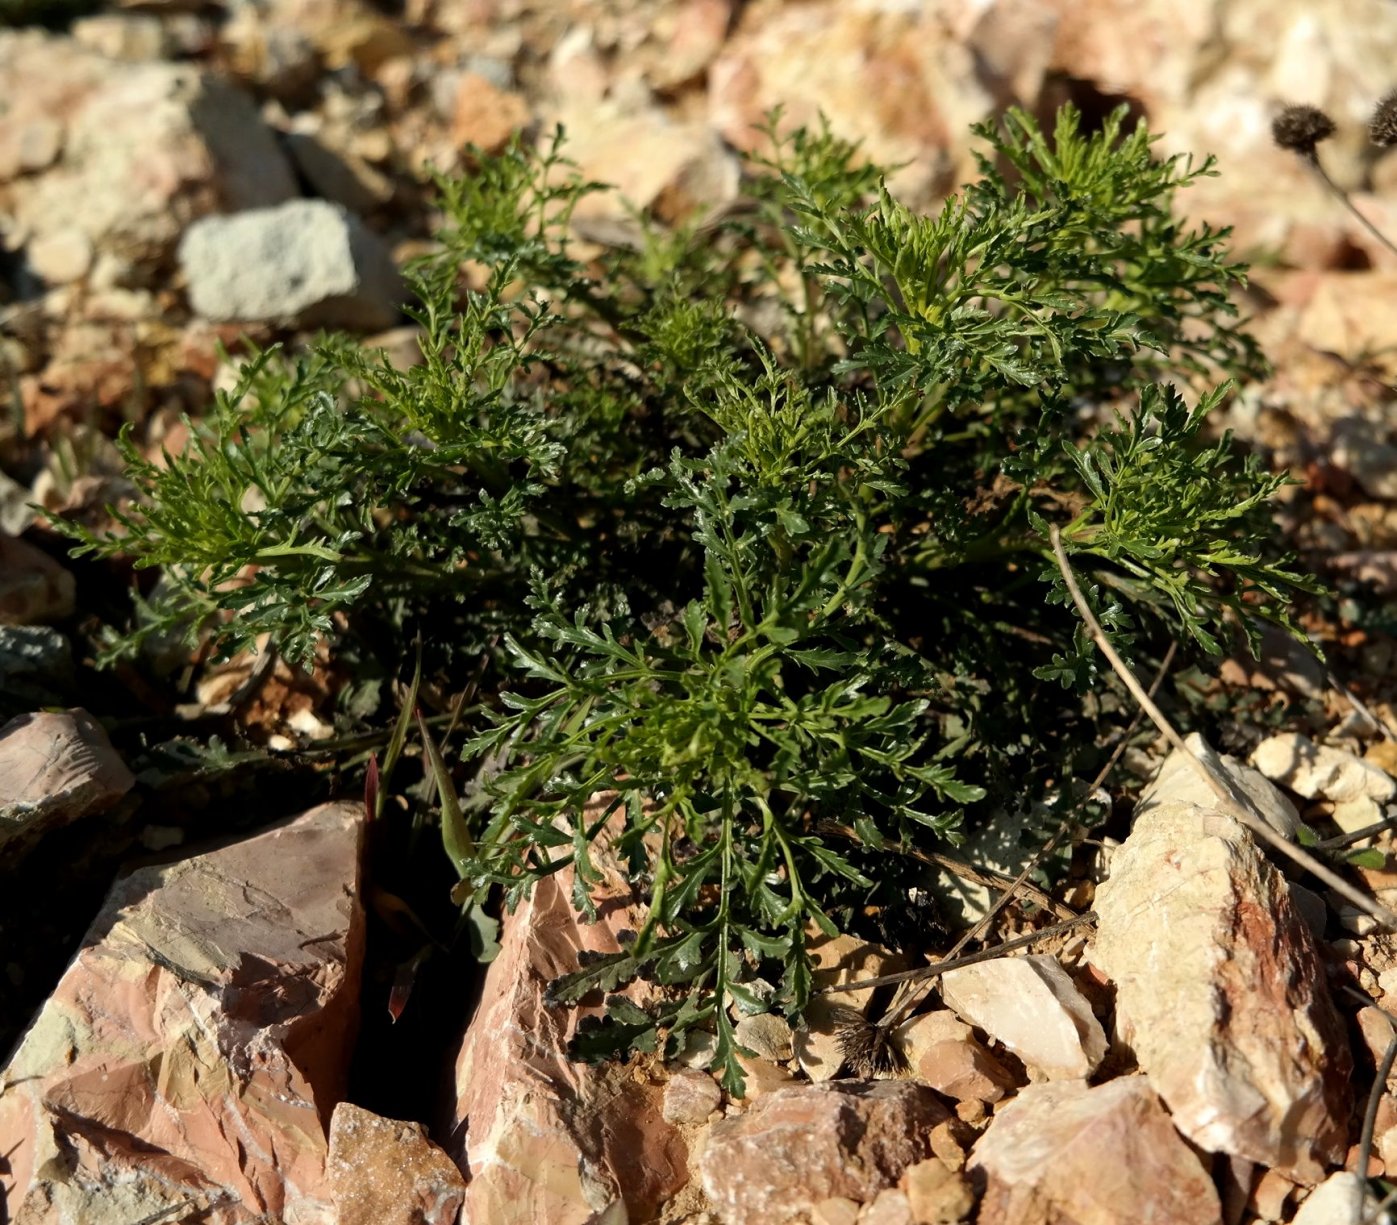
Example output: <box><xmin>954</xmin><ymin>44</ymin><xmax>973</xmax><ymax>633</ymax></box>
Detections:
<box><xmin>61</xmin><ymin>105</ymin><xmax>1315</xmax><ymax>1092</ymax></box>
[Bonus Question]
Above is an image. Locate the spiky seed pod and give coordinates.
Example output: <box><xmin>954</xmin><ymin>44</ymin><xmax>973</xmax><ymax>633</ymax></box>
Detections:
<box><xmin>1272</xmin><ymin>104</ymin><xmax>1337</xmax><ymax>156</ymax></box>
<box><xmin>834</xmin><ymin>1013</ymin><xmax>909</xmax><ymax>1078</ymax></box>
<box><xmin>1371</xmin><ymin>91</ymin><xmax>1397</xmax><ymax>148</ymax></box>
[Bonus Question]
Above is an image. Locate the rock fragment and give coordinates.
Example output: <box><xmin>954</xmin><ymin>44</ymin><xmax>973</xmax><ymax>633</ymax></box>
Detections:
<box><xmin>179</xmin><ymin>199</ymin><xmax>403</xmax><ymax>330</ymax></box>
<box><xmin>663</xmin><ymin>1068</ymin><xmax>723</xmax><ymax>1125</ymax></box>
<box><xmin>1252</xmin><ymin>732</ymin><xmax>1396</xmax><ymax>837</ymax></box>
<box><xmin>1292</xmin><ymin>1172</ymin><xmax>1383</xmax><ymax>1225</ymax></box>
<box><xmin>1093</xmin><ymin>764</ymin><xmax>1352</xmax><ymax>1181</ymax></box>
<box><xmin>735</xmin><ymin>1011</ymin><xmax>794</xmax><ymax>1062</ymax></box>
<box><xmin>937</xmin><ymin>955</ymin><xmax>1106</xmax><ymax>1081</ymax></box>
<box><xmin>901</xmin><ymin>1158</ymin><xmax>975</xmax><ymax>1225</ymax></box>
<box><xmin>0</xmin><ymin>801</ymin><xmax>365</xmax><ymax>1223</ymax></box>
<box><xmin>894</xmin><ymin>1010</ymin><xmax>1017</xmax><ymax>1104</ymax></box>
<box><xmin>1142</xmin><ymin>731</ymin><xmax>1299</xmax><ymax>838</ymax></box>
<box><xmin>447</xmin><ymin>800</ymin><xmax>688</xmax><ymax>1225</ymax></box>
<box><xmin>699</xmin><ymin>1081</ymin><xmax>948</xmax><ymax>1224</ymax></box>
<box><xmin>0</xmin><ymin>32</ymin><xmax>297</xmax><ymax>281</ymax></box>
<box><xmin>971</xmin><ymin>1077</ymin><xmax>1220</xmax><ymax>1225</ymax></box>
<box><xmin>326</xmin><ymin>1103</ymin><xmax>466</xmax><ymax>1225</ymax></box>
<box><xmin>0</xmin><ymin>709</ymin><xmax>134</xmax><ymax>850</ymax></box>
<box><xmin>0</xmin><ymin>533</ymin><xmax>75</xmax><ymax>626</ymax></box>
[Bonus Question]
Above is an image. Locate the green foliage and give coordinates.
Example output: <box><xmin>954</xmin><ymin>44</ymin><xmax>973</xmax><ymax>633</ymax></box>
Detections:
<box><xmin>61</xmin><ymin>105</ymin><xmax>1313</xmax><ymax>1093</ymax></box>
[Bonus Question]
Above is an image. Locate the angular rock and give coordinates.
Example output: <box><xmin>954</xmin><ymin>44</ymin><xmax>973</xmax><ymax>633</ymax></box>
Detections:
<box><xmin>0</xmin><ymin>32</ymin><xmax>297</xmax><ymax>282</ymax></box>
<box><xmin>1252</xmin><ymin>731</ymin><xmax>1397</xmax><ymax>806</ymax></box>
<box><xmin>0</xmin><ymin>709</ymin><xmax>134</xmax><ymax>850</ymax></box>
<box><xmin>970</xmin><ymin>1077</ymin><xmax>1220</xmax><ymax>1225</ymax></box>
<box><xmin>699</xmin><ymin>1081</ymin><xmax>948</xmax><ymax>1224</ymax></box>
<box><xmin>794</xmin><ymin>996</ymin><xmax>857</xmax><ymax>1083</ymax></box>
<box><xmin>937</xmin><ymin>955</ymin><xmax>1106</xmax><ymax>1081</ymax></box>
<box><xmin>178</xmin><ymin>199</ymin><xmax>403</xmax><ymax>330</ymax></box>
<box><xmin>662</xmin><ymin>1068</ymin><xmax>723</xmax><ymax>1125</ymax></box>
<box><xmin>326</xmin><ymin>1103</ymin><xmax>466</xmax><ymax>1225</ymax></box>
<box><xmin>446</xmin><ymin>800</ymin><xmax>688</xmax><ymax>1225</ymax></box>
<box><xmin>735</xmin><ymin>1011</ymin><xmax>794</xmax><ymax>1062</ymax></box>
<box><xmin>0</xmin><ymin>533</ymin><xmax>75</xmax><ymax>626</ymax></box>
<box><xmin>861</xmin><ymin>1187</ymin><xmax>915</xmax><ymax>1225</ymax></box>
<box><xmin>552</xmin><ymin>98</ymin><xmax>739</xmax><ymax>227</ymax></box>
<box><xmin>901</xmin><ymin>1158</ymin><xmax>974</xmax><ymax>1225</ymax></box>
<box><xmin>1292</xmin><ymin>1172</ymin><xmax>1383</xmax><ymax>1225</ymax></box>
<box><xmin>709</xmin><ymin>5</ymin><xmax>994</xmax><ymax>208</ymax></box>
<box><xmin>894</xmin><ymin>1010</ymin><xmax>1016</xmax><ymax>1104</ymax></box>
<box><xmin>1141</xmin><ymin>732</ymin><xmax>1299</xmax><ymax>839</ymax></box>
<box><xmin>0</xmin><ymin>801</ymin><xmax>365</xmax><ymax>1223</ymax></box>
<box><xmin>1093</xmin><ymin>797</ymin><xmax>1351</xmax><ymax>1181</ymax></box>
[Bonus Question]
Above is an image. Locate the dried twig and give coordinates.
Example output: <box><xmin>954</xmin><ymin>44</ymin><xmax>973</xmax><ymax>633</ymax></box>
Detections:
<box><xmin>1049</xmin><ymin>525</ymin><xmax>1397</xmax><ymax>929</ymax></box>
<box><xmin>819</xmin><ymin>911</ymin><xmax>1097</xmax><ymax>996</ymax></box>
<box><xmin>1359</xmin><ymin>1022</ymin><xmax>1397</xmax><ymax>1225</ymax></box>
<box><xmin>870</xmin><ymin>641</ymin><xmax>1178</xmax><ymax>1037</ymax></box>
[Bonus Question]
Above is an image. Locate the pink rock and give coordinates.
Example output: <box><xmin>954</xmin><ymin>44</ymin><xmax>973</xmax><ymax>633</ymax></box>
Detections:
<box><xmin>970</xmin><ymin>1077</ymin><xmax>1221</xmax><ymax>1225</ymax></box>
<box><xmin>0</xmin><ymin>533</ymin><xmax>75</xmax><ymax>625</ymax></box>
<box><xmin>699</xmin><ymin>1081</ymin><xmax>949</xmax><ymax>1225</ymax></box>
<box><xmin>894</xmin><ymin>1011</ymin><xmax>1016</xmax><ymax>1105</ymax></box>
<box><xmin>0</xmin><ymin>800</ymin><xmax>365</xmax><ymax>1224</ymax></box>
<box><xmin>709</xmin><ymin>6</ymin><xmax>983</xmax><ymax>208</ymax></box>
<box><xmin>447</xmin><ymin>803</ymin><xmax>688</xmax><ymax>1225</ymax></box>
<box><xmin>0</xmin><ymin>708</ymin><xmax>134</xmax><ymax>850</ymax></box>
<box><xmin>1093</xmin><ymin>785</ymin><xmax>1352</xmax><ymax>1182</ymax></box>
<box><xmin>327</xmin><ymin>1103</ymin><xmax>466</xmax><ymax>1225</ymax></box>
<box><xmin>662</xmin><ymin>1068</ymin><xmax>723</xmax><ymax>1125</ymax></box>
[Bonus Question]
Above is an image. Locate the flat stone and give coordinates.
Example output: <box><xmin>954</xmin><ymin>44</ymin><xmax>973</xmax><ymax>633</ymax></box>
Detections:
<box><xmin>699</xmin><ymin>1081</ymin><xmax>948</xmax><ymax>1224</ymax></box>
<box><xmin>663</xmin><ymin>1069</ymin><xmax>723</xmax><ymax>1125</ymax></box>
<box><xmin>179</xmin><ymin>199</ymin><xmax>404</xmax><ymax>330</ymax></box>
<box><xmin>447</xmin><ymin>798</ymin><xmax>688</xmax><ymax>1225</ymax></box>
<box><xmin>1252</xmin><ymin>731</ymin><xmax>1397</xmax><ymax>806</ymax></box>
<box><xmin>0</xmin><ymin>533</ymin><xmax>75</xmax><ymax>626</ymax></box>
<box><xmin>326</xmin><ymin>1103</ymin><xmax>466</xmax><ymax>1225</ymax></box>
<box><xmin>735</xmin><ymin>1011</ymin><xmax>794</xmax><ymax>1062</ymax></box>
<box><xmin>970</xmin><ymin>1077</ymin><xmax>1221</xmax><ymax>1225</ymax></box>
<box><xmin>1092</xmin><ymin>801</ymin><xmax>1351</xmax><ymax>1181</ymax></box>
<box><xmin>938</xmin><ymin>955</ymin><xmax>1106</xmax><ymax>1081</ymax></box>
<box><xmin>0</xmin><ymin>709</ymin><xmax>134</xmax><ymax>851</ymax></box>
<box><xmin>812</xmin><ymin>1197</ymin><xmax>862</xmax><ymax>1225</ymax></box>
<box><xmin>0</xmin><ymin>801</ymin><xmax>365</xmax><ymax>1223</ymax></box>
<box><xmin>894</xmin><ymin>1010</ymin><xmax>1016</xmax><ymax>1104</ymax></box>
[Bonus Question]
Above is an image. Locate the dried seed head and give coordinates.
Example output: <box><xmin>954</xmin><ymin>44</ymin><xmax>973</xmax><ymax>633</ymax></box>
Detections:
<box><xmin>835</xmin><ymin>1013</ymin><xmax>908</xmax><ymax>1078</ymax></box>
<box><xmin>1272</xmin><ymin>104</ymin><xmax>1336</xmax><ymax>156</ymax></box>
<box><xmin>1371</xmin><ymin>91</ymin><xmax>1397</xmax><ymax>147</ymax></box>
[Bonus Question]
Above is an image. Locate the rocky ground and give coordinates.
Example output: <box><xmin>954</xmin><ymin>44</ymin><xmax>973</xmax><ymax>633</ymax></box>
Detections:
<box><xmin>4</xmin><ymin>1</ymin><xmax>1397</xmax><ymax>1223</ymax></box>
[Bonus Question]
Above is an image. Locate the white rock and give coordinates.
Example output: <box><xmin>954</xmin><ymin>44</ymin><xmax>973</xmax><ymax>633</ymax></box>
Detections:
<box><xmin>178</xmin><ymin>200</ymin><xmax>403</xmax><ymax>330</ymax></box>
<box><xmin>938</xmin><ymin>954</ymin><xmax>1105</xmax><ymax>1080</ymax></box>
<box><xmin>1292</xmin><ymin>1172</ymin><xmax>1388</xmax><ymax>1225</ymax></box>
<box><xmin>1140</xmin><ymin>732</ymin><xmax>1299</xmax><ymax>838</ymax></box>
<box><xmin>1252</xmin><ymin>731</ymin><xmax>1397</xmax><ymax>805</ymax></box>
<box><xmin>1093</xmin><ymin>802</ymin><xmax>1351</xmax><ymax>1181</ymax></box>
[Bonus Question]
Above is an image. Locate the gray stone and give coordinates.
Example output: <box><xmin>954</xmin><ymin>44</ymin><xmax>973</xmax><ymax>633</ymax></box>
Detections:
<box><xmin>0</xmin><ymin>625</ymin><xmax>73</xmax><ymax>705</ymax></box>
<box><xmin>178</xmin><ymin>199</ymin><xmax>403</xmax><ymax>330</ymax></box>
